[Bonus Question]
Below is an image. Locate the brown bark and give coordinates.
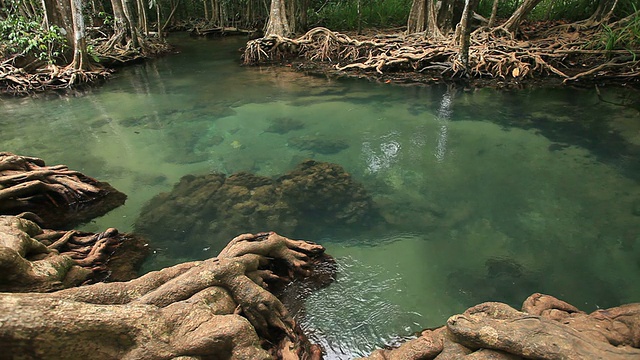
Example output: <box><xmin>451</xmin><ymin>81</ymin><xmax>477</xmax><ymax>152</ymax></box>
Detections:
<box><xmin>407</xmin><ymin>0</ymin><xmax>427</xmax><ymax>33</ymax></box>
<box><xmin>487</xmin><ymin>0</ymin><xmax>499</xmax><ymax>27</ymax></box>
<box><xmin>361</xmin><ymin>295</ymin><xmax>640</xmax><ymax>360</ymax></box>
<box><xmin>437</xmin><ymin>0</ymin><xmax>456</xmax><ymax>34</ymax></box>
<box><xmin>265</xmin><ymin>0</ymin><xmax>291</xmax><ymax>37</ymax></box>
<box><xmin>0</xmin><ymin>232</ymin><xmax>329</xmax><ymax>360</ymax></box>
<box><xmin>68</xmin><ymin>0</ymin><xmax>93</xmax><ymax>73</ymax></box>
<box><xmin>0</xmin><ymin>152</ymin><xmax>126</xmax><ymax>229</ymax></box>
<box><xmin>0</xmin><ymin>215</ymin><xmax>147</xmax><ymax>292</ymax></box>
<box><xmin>407</xmin><ymin>0</ymin><xmax>443</xmax><ymax>39</ymax></box>
<box><xmin>500</xmin><ymin>0</ymin><xmax>543</xmax><ymax>34</ymax></box>
<box><xmin>448</xmin><ymin>302</ymin><xmax>640</xmax><ymax>359</ymax></box>
<box><xmin>456</xmin><ymin>0</ymin><xmax>479</xmax><ymax>71</ymax></box>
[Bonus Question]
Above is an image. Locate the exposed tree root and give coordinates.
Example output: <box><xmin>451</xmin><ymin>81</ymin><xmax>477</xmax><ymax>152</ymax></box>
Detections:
<box><xmin>0</xmin><ymin>214</ymin><xmax>147</xmax><ymax>292</ymax></box>
<box><xmin>0</xmin><ymin>152</ymin><xmax>126</xmax><ymax>229</ymax></box>
<box><xmin>361</xmin><ymin>293</ymin><xmax>640</xmax><ymax>360</ymax></box>
<box><xmin>92</xmin><ymin>33</ymin><xmax>171</xmax><ymax>66</ymax></box>
<box><xmin>244</xmin><ymin>24</ymin><xmax>639</xmax><ymax>85</ymax></box>
<box><xmin>0</xmin><ymin>57</ymin><xmax>112</xmax><ymax>96</ymax></box>
<box><xmin>0</xmin><ymin>231</ymin><xmax>332</xmax><ymax>360</ymax></box>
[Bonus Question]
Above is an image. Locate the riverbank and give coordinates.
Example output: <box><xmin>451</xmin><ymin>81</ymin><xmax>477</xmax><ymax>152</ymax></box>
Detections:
<box><xmin>244</xmin><ymin>22</ymin><xmax>640</xmax><ymax>90</ymax></box>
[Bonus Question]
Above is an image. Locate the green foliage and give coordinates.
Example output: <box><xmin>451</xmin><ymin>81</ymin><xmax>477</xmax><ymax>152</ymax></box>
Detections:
<box><xmin>98</xmin><ymin>11</ymin><xmax>114</xmax><ymax>26</ymax></box>
<box><xmin>308</xmin><ymin>0</ymin><xmax>412</xmax><ymax>31</ymax></box>
<box><xmin>597</xmin><ymin>5</ymin><xmax>640</xmax><ymax>57</ymax></box>
<box><xmin>0</xmin><ymin>15</ymin><xmax>67</xmax><ymax>63</ymax></box>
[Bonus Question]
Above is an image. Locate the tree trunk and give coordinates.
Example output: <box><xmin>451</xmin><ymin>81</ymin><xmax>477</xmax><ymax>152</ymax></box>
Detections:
<box><xmin>407</xmin><ymin>0</ymin><xmax>427</xmax><ymax>33</ymax></box>
<box><xmin>121</xmin><ymin>0</ymin><xmax>139</xmax><ymax>48</ymax></box>
<box><xmin>437</xmin><ymin>0</ymin><xmax>456</xmax><ymax>34</ymax></box>
<box><xmin>69</xmin><ymin>0</ymin><xmax>92</xmax><ymax>72</ymax></box>
<box><xmin>287</xmin><ymin>0</ymin><xmax>297</xmax><ymax>34</ymax></box>
<box><xmin>457</xmin><ymin>0</ymin><xmax>479</xmax><ymax>72</ymax></box>
<box><xmin>265</xmin><ymin>0</ymin><xmax>291</xmax><ymax>36</ymax></box>
<box><xmin>585</xmin><ymin>0</ymin><xmax>618</xmax><ymax>26</ymax></box>
<box><xmin>407</xmin><ymin>0</ymin><xmax>443</xmax><ymax>38</ymax></box>
<box><xmin>0</xmin><ymin>232</ymin><xmax>330</xmax><ymax>360</ymax></box>
<box><xmin>41</xmin><ymin>0</ymin><xmax>74</xmax><ymax>59</ymax></box>
<box><xmin>299</xmin><ymin>0</ymin><xmax>308</xmax><ymax>31</ymax></box>
<box><xmin>501</xmin><ymin>0</ymin><xmax>543</xmax><ymax>34</ymax></box>
<box><xmin>488</xmin><ymin>0</ymin><xmax>500</xmax><ymax>27</ymax></box>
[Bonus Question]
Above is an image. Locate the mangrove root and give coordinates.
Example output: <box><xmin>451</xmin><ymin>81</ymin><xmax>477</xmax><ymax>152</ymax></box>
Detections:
<box><xmin>244</xmin><ymin>25</ymin><xmax>640</xmax><ymax>83</ymax></box>
<box><xmin>0</xmin><ymin>231</ymin><xmax>332</xmax><ymax>359</ymax></box>
<box><xmin>361</xmin><ymin>293</ymin><xmax>640</xmax><ymax>360</ymax></box>
<box><xmin>0</xmin><ymin>214</ymin><xmax>147</xmax><ymax>292</ymax></box>
<box><xmin>0</xmin><ymin>152</ymin><xmax>126</xmax><ymax>229</ymax></box>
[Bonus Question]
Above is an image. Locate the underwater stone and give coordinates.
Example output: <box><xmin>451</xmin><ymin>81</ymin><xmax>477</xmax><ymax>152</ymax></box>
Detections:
<box><xmin>288</xmin><ymin>135</ymin><xmax>349</xmax><ymax>154</ymax></box>
<box><xmin>135</xmin><ymin>160</ymin><xmax>379</xmax><ymax>256</ymax></box>
<box><xmin>265</xmin><ymin>117</ymin><xmax>305</xmax><ymax>134</ymax></box>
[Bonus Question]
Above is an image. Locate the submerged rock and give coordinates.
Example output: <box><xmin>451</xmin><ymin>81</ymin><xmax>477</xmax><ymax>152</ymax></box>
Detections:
<box><xmin>135</xmin><ymin>160</ymin><xmax>379</xmax><ymax>256</ymax></box>
<box><xmin>265</xmin><ymin>117</ymin><xmax>305</xmax><ymax>134</ymax></box>
<box><xmin>288</xmin><ymin>135</ymin><xmax>349</xmax><ymax>154</ymax></box>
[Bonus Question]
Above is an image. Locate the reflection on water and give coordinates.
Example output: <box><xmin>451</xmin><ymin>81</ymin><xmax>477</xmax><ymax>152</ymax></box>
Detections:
<box><xmin>1</xmin><ymin>34</ymin><xmax>639</xmax><ymax>358</ymax></box>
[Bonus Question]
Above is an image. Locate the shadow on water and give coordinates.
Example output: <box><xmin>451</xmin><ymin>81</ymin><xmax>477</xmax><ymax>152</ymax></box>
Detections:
<box><xmin>1</xmin><ymin>34</ymin><xmax>639</xmax><ymax>359</ymax></box>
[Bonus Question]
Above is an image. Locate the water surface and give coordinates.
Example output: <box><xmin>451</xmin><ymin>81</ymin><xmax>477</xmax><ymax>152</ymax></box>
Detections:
<box><xmin>1</xmin><ymin>34</ymin><xmax>639</xmax><ymax>359</ymax></box>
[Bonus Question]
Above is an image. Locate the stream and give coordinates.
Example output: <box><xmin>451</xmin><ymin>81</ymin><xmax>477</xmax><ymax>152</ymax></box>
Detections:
<box><xmin>1</xmin><ymin>33</ymin><xmax>639</xmax><ymax>359</ymax></box>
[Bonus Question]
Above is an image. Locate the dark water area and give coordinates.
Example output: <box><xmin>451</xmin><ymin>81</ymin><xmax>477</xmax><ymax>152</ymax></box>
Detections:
<box><xmin>1</xmin><ymin>33</ymin><xmax>639</xmax><ymax>359</ymax></box>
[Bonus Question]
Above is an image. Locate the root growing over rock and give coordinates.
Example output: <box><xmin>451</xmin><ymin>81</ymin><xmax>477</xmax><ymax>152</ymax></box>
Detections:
<box><xmin>362</xmin><ymin>293</ymin><xmax>640</xmax><ymax>360</ymax></box>
<box><xmin>0</xmin><ymin>231</ymin><xmax>332</xmax><ymax>359</ymax></box>
<box><xmin>0</xmin><ymin>152</ymin><xmax>126</xmax><ymax>229</ymax></box>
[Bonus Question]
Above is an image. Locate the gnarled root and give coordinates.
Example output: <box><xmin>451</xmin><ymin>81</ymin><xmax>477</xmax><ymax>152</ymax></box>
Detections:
<box><xmin>0</xmin><ymin>152</ymin><xmax>126</xmax><ymax>228</ymax></box>
<box><xmin>0</xmin><ymin>215</ymin><xmax>146</xmax><ymax>292</ymax></box>
<box><xmin>0</xmin><ymin>232</ymin><xmax>332</xmax><ymax>359</ymax></box>
<box><xmin>244</xmin><ymin>26</ymin><xmax>640</xmax><ymax>83</ymax></box>
<box><xmin>360</xmin><ymin>294</ymin><xmax>640</xmax><ymax>360</ymax></box>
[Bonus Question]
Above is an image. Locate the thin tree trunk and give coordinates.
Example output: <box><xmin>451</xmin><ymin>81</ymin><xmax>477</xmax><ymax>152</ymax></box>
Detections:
<box><xmin>139</xmin><ymin>0</ymin><xmax>148</xmax><ymax>35</ymax></box>
<box><xmin>488</xmin><ymin>0</ymin><xmax>499</xmax><ymax>27</ymax></box>
<box><xmin>356</xmin><ymin>0</ymin><xmax>362</xmax><ymax>34</ymax></box>
<box><xmin>156</xmin><ymin>1</ymin><xmax>162</xmax><ymax>40</ymax></box>
<box><xmin>162</xmin><ymin>0</ymin><xmax>180</xmax><ymax>32</ymax></box>
<box><xmin>501</xmin><ymin>0</ymin><xmax>543</xmax><ymax>33</ymax></box>
<box><xmin>457</xmin><ymin>0</ymin><xmax>473</xmax><ymax>71</ymax></box>
<box><xmin>437</xmin><ymin>0</ymin><xmax>456</xmax><ymax>34</ymax></box>
<box><xmin>69</xmin><ymin>0</ymin><xmax>91</xmax><ymax>71</ymax></box>
<box><xmin>121</xmin><ymin>0</ymin><xmax>139</xmax><ymax>48</ymax></box>
<box><xmin>427</xmin><ymin>0</ymin><xmax>443</xmax><ymax>38</ymax></box>
<box><xmin>203</xmin><ymin>0</ymin><xmax>208</xmax><ymax>22</ymax></box>
<box><xmin>299</xmin><ymin>0</ymin><xmax>308</xmax><ymax>31</ymax></box>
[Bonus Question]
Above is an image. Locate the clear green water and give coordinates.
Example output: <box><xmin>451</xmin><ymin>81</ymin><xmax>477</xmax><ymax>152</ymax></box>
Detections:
<box><xmin>2</xmin><ymin>34</ymin><xmax>639</xmax><ymax>359</ymax></box>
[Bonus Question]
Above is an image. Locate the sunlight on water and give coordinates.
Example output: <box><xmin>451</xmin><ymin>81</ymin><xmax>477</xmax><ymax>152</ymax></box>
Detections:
<box><xmin>1</xmin><ymin>34</ymin><xmax>639</xmax><ymax>358</ymax></box>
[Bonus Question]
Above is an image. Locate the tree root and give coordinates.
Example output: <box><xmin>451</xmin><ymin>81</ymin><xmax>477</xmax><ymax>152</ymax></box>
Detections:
<box><xmin>359</xmin><ymin>293</ymin><xmax>640</xmax><ymax>360</ymax></box>
<box><xmin>0</xmin><ymin>215</ymin><xmax>147</xmax><ymax>292</ymax></box>
<box><xmin>0</xmin><ymin>58</ymin><xmax>112</xmax><ymax>96</ymax></box>
<box><xmin>0</xmin><ymin>152</ymin><xmax>126</xmax><ymax>229</ymax></box>
<box><xmin>244</xmin><ymin>25</ymin><xmax>639</xmax><ymax>84</ymax></box>
<box><xmin>0</xmin><ymin>231</ymin><xmax>332</xmax><ymax>360</ymax></box>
